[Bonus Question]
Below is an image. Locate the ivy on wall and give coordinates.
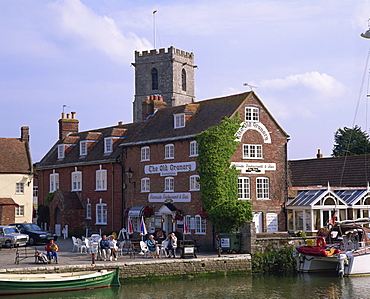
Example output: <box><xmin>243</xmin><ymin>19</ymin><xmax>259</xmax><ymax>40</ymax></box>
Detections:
<box><xmin>196</xmin><ymin>115</ymin><xmax>253</xmax><ymax>233</ymax></box>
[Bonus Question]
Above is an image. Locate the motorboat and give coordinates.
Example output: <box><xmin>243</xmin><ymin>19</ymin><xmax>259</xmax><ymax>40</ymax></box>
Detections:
<box><xmin>294</xmin><ymin>219</ymin><xmax>370</xmax><ymax>276</ymax></box>
<box><xmin>0</xmin><ymin>268</ymin><xmax>120</xmax><ymax>295</ymax></box>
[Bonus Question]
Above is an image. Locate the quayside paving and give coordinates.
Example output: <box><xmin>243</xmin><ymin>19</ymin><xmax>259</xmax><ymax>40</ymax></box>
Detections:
<box><xmin>0</xmin><ymin>238</ymin><xmax>251</xmax><ymax>279</ymax></box>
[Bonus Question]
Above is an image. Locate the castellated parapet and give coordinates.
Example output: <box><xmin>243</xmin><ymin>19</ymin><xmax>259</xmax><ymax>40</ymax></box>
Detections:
<box><xmin>132</xmin><ymin>46</ymin><xmax>196</xmax><ymax>122</ymax></box>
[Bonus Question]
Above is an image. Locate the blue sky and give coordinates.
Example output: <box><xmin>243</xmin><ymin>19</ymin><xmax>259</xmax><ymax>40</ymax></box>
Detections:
<box><xmin>1</xmin><ymin>0</ymin><xmax>370</xmax><ymax>162</ymax></box>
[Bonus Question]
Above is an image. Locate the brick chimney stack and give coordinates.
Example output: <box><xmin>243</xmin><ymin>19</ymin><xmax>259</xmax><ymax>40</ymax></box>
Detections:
<box><xmin>141</xmin><ymin>95</ymin><xmax>167</xmax><ymax>121</ymax></box>
<box><xmin>20</xmin><ymin>126</ymin><xmax>29</xmax><ymax>142</ymax></box>
<box><xmin>59</xmin><ymin>112</ymin><xmax>79</xmax><ymax>140</ymax></box>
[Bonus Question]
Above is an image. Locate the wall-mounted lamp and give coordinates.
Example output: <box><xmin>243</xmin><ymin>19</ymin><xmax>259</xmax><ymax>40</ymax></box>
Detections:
<box><xmin>125</xmin><ymin>168</ymin><xmax>136</xmax><ymax>188</ymax></box>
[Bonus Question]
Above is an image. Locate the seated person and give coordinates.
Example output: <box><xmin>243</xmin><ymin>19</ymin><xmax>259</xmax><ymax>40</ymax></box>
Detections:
<box><xmin>45</xmin><ymin>239</ymin><xmax>59</xmax><ymax>264</ymax></box>
<box><xmin>165</xmin><ymin>232</ymin><xmax>177</xmax><ymax>258</ymax></box>
<box><xmin>99</xmin><ymin>235</ymin><xmax>111</xmax><ymax>261</ymax></box>
<box><xmin>146</xmin><ymin>234</ymin><xmax>160</xmax><ymax>258</ymax></box>
<box><xmin>108</xmin><ymin>235</ymin><xmax>118</xmax><ymax>261</ymax></box>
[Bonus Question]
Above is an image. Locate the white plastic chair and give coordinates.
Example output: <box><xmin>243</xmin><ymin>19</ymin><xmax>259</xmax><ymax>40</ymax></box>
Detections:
<box><xmin>84</xmin><ymin>238</ymin><xmax>92</xmax><ymax>254</ymax></box>
<box><xmin>160</xmin><ymin>240</ymin><xmax>168</xmax><ymax>258</ymax></box>
<box><xmin>71</xmin><ymin>236</ymin><xmax>79</xmax><ymax>252</ymax></box>
<box><xmin>77</xmin><ymin>238</ymin><xmax>87</xmax><ymax>253</ymax></box>
<box><xmin>140</xmin><ymin>241</ymin><xmax>150</xmax><ymax>258</ymax></box>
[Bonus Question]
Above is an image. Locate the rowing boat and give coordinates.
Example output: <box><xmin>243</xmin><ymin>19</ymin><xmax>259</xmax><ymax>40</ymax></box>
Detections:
<box><xmin>0</xmin><ymin>268</ymin><xmax>120</xmax><ymax>295</ymax></box>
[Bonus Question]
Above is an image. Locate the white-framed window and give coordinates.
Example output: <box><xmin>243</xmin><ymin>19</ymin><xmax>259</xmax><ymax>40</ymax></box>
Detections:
<box><xmin>71</xmin><ymin>169</ymin><xmax>82</xmax><ymax>191</ymax></box>
<box><xmin>245</xmin><ymin>107</ymin><xmax>259</xmax><ymax>122</ymax></box>
<box><xmin>256</xmin><ymin>177</ymin><xmax>270</xmax><ymax>200</ymax></box>
<box><xmin>15</xmin><ymin>205</ymin><xmax>24</xmax><ymax>217</ymax></box>
<box><xmin>174</xmin><ymin>114</ymin><xmax>185</xmax><ymax>129</ymax></box>
<box><xmin>141</xmin><ymin>178</ymin><xmax>150</xmax><ymax>192</ymax></box>
<box><xmin>96</xmin><ymin>167</ymin><xmax>107</xmax><ymax>191</ymax></box>
<box><xmin>190</xmin><ymin>141</ymin><xmax>198</xmax><ymax>157</ymax></box>
<box><xmin>195</xmin><ymin>215</ymin><xmax>206</xmax><ymax>234</ymax></box>
<box><xmin>189</xmin><ymin>175</ymin><xmax>200</xmax><ymax>191</ymax></box>
<box><xmin>104</xmin><ymin>137</ymin><xmax>113</xmax><ymax>154</ymax></box>
<box><xmin>96</xmin><ymin>199</ymin><xmax>107</xmax><ymax>225</ymax></box>
<box><xmin>184</xmin><ymin>215</ymin><xmax>191</xmax><ymax>234</ymax></box>
<box><xmin>80</xmin><ymin>141</ymin><xmax>87</xmax><ymax>156</ymax></box>
<box><xmin>243</xmin><ymin>144</ymin><xmax>262</xmax><ymax>159</ymax></box>
<box><xmin>165</xmin><ymin>144</ymin><xmax>174</xmax><ymax>159</ymax></box>
<box><xmin>165</xmin><ymin>177</ymin><xmax>174</xmax><ymax>192</ymax></box>
<box><xmin>86</xmin><ymin>199</ymin><xmax>92</xmax><ymax>219</ymax></box>
<box><xmin>50</xmin><ymin>171</ymin><xmax>59</xmax><ymax>193</ymax></box>
<box><xmin>57</xmin><ymin>144</ymin><xmax>65</xmax><ymax>159</ymax></box>
<box><xmin>16</xmin><ymin>183</ymin><xmax>24</xmax><ymax>194</ymax></box>
<box><xmin>238</xmin><ymin>177</ymin><xmax>250</xmax><ymax>200</ymax></box>
<box><xmin>141</xmin><ymin>146</ymin><xmax>150</xmax><ymax>161</ymax></box>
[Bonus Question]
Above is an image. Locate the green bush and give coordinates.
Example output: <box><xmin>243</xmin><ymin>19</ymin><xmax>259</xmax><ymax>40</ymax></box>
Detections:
<box><xmin>251</xmin><ymin>245</ymin><xmax>295</xmax><ymax>273</ymax></box>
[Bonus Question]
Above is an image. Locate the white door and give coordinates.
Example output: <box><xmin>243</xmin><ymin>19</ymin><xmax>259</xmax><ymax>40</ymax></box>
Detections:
<box><xmin>253</xmin><ymin>212</ymin><xmax>263</xmax><ymax>233</ymax></box>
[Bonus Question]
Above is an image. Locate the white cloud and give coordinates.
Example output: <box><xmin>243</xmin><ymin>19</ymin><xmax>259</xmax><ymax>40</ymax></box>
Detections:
<box><xmin>49</xmin><ymin>0</ymin><xmax>152</xmax><ymax>64</ymax></box>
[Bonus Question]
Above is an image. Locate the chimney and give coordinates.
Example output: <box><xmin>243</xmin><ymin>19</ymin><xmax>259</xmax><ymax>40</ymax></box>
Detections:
<box><xmin>141</xmin><ymin>95</ymin><xmax>167</xmax><ymax>121</ymax></box>
<box><xmin>58</xmin><ymin>112</ymin><xmax>79</xmax><ymax>140</ymax></box>
<box><xmin>316</xmin><ymin>149</ymin><xmax>323</xmax><ymax>159</ymax></box>
<box><xmin>20</xmin><ymin>126</ymin><xmax>29</xmax><ymax>142</ymax></box>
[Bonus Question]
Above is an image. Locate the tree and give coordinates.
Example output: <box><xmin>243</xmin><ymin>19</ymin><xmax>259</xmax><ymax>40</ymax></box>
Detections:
<box><xmin>196</xmin><ymin>115</ymin><xmax>253</xmax><ymax>233</ymax></box>
<box><xmin>332</xmin><ymin>125</ymin><xmax>370</xmax><ymax>157</ymax></box>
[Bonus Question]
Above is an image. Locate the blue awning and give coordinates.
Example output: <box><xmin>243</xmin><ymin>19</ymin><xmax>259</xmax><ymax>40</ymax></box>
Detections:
<box><xmin>128</xmin><ymin>206</ymin><xmax>146</xmax><ymax>217</ymax></box>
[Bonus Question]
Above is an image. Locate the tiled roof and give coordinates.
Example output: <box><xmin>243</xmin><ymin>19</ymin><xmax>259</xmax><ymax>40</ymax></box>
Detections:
<box><xmin>0</xmin><ymin>138</ymin><xmax>32</xmax><ymax>173</ymax></box>
<box><xmin>37</xmin><ymin>92</ymin><xmax>260</xmax><ymax>168</ymax></box>
<box><xmin>289</xmin><ymin>155</ymin><xmax>370</xmax><ymax>187</ymax></box>
<box><xmin>0</xmin><ymin>198</ymin><xmax>18</xmax><ymax>205</ymax></box>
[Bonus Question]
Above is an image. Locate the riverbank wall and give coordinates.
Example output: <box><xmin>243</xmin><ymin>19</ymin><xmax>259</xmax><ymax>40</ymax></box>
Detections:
<box><xmin>0</xmin><ymin>255</ymin><xmax>252</xmax><ymax>280</ymax></box>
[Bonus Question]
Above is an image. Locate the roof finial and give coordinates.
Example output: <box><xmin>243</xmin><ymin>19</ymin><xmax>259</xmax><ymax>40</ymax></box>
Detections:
<box><xmin>327</xmin><ymin>181</ymin><xmax>331</xmax><ymax>191</ymax></box>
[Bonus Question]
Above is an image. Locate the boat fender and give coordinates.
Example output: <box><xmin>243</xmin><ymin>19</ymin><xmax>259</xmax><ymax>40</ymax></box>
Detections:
<box><xmin>316</xmin><ymin>237</ymin><xmax>326</xmax><ymax>247</ymax></box>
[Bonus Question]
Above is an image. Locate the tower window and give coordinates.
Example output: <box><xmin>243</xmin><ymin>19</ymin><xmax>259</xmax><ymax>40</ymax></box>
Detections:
<box><xmin>182</xmin><ymin>69</ymin><xmax>186</xmax><ymax>91</ymax></box>
<box><xmin>151</xmin><ymin>68</ymin><xmax>158</xmax><ymax>90</ymax></box>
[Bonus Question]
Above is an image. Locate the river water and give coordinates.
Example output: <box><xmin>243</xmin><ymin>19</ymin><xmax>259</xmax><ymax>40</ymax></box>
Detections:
<box><xmin>10</xmin><ymin>273</ymin><xmax>370</xmax><ymax>298</ymax></box>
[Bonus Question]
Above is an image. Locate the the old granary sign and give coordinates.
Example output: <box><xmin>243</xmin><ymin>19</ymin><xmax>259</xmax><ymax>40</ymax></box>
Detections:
<box><xmin>234</xmin><ymin>121</ymin><xmax>271</xmax><ymax>143</ymax></box>
<box><xmin>231</xmin><ymin>162</ymin><xmax>276</xmax><ymax>174</ymax></box>
<box><xmin>144</xmin><ymin>161</ymin><xmax>196</xmax><ymax>176</ymax></box>
<box><xmin>148</xmin><ymin>193</ymin><xmax>191</xmax><ymax>202</ymax></box>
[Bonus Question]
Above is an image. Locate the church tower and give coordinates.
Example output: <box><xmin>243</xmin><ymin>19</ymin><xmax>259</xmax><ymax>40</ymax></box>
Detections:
<box><xmin>132</xmin><ymin>46</ymin><xmax>196</xmax><ymax>122</ymax></box>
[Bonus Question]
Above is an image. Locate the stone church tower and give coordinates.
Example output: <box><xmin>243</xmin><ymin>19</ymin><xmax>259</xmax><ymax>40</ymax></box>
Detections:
<box><xmin>132</xmin><ymin>46</ymin><xmax>196</xmax><ymax>122</ymax></box>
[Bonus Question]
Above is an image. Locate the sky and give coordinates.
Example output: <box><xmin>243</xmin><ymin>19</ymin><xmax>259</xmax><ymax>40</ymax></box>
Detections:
<box><xmin>1</xmin><ymin>0</ymin><xmax>370</xmax><ymax>163</ymax></box>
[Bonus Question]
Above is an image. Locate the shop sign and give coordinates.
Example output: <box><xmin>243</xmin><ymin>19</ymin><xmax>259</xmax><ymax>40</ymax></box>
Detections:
<box><xmin>148</xmin><ymin>193</ymin><xmax>191</xmax><ymax>202</ymax></box>
<box><xmin>144</xmin><ymin>161</ymin><xmax>196</xmax><ymax>176</ymax></box>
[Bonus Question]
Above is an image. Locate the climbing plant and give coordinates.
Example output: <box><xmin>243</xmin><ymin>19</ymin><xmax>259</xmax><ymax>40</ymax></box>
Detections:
<box><xmin>196</xmin><ymin>114</ymin><xmax>253</xmax><ymax>233</ymax></box>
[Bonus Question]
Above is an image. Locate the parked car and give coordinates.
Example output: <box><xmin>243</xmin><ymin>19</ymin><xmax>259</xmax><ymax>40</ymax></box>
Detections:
<box><xmin>0</xmin><ymin>226</ymin><xmax>29</xmax><ymax>247</ymax></box>
<box><xmin>10</xmin><ymin>223</ymin><xmax>57</xmax><ymax>245</ymax></box>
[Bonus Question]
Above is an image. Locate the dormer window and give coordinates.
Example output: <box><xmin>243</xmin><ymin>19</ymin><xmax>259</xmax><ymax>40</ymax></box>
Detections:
<box><xmin>57</xmin><ymin>144</ymin><xmax>65</xmax><ymax>159</ymax></box>
<box><xmin>174</xmin><ymin>114</ymin><xmax>185</xmax><ymax>129</ymax></box>
<box><xmin>104</xmin><ymin>137</ymin><xmax>113</xmax><ymax>154</ymax></box>
<box><xmin>80</xmin><ymin>141</ymin><xmax>87</xmax><ymax>156</ymax></box>
<box><xmin>245</xmin><ymin>107</ymin><xmax>259</xmax><ymax>122</ymax></box>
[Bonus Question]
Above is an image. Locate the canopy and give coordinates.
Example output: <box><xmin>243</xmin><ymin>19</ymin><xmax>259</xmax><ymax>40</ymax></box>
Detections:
<box><xmin>128</xmin><ymin>206</ymin><xmax>146</xmax><ymax>217</ymax></box>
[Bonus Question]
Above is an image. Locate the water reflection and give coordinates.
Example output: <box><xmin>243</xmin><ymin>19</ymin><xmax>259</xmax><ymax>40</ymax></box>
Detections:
<box><xmin>8</xmin><ymin>273</ymin><xmax>370</xmax><ymax>299</ymax></box>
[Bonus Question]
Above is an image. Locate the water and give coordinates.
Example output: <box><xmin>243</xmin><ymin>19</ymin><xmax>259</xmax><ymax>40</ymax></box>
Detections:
<box><xmin>8</xmin><ymin>273</ymin><xmax>370</xmax><ymax>298</ymax></box>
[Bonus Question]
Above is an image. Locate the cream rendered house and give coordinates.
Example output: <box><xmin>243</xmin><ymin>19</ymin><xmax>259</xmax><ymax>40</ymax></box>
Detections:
<box><xmin>0</xmin><ymin>127</ymin><xmax>33</xmax><ymax>224</ymax></box>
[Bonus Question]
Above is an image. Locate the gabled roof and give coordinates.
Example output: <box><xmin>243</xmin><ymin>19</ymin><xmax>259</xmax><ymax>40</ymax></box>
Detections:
<box><xmin>289</xmin><ymin>155</ymin><xmax>370</xmax><ymax>188</ymax></box>
<box><xmin>0</xmin><ymin>138</ymin><xmax>32</xmax><ymax>174</ymax></box>
<box><xmin>37</xmin><ymin>91</ymin><xmax>288</xmax><ymax>169</ymax></box>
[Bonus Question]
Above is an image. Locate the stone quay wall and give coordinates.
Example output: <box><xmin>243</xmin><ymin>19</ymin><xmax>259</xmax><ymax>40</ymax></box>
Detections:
<box><xmin>1</xmin><ymin>256</ymin><xmax>251</xmax><ymax>280</ymax></box>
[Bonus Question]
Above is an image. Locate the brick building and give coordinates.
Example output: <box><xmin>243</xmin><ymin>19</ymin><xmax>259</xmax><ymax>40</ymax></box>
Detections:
<box><xmin>35</xmin><ymin>47</ymin><xmax>289</xmax><ymax>250</ymax></box>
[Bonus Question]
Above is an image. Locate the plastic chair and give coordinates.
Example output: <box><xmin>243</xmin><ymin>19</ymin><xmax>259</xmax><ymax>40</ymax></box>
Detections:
<box><xmin>77</xmin><ymin>238</ymin><xmax>87</xmax><ymax>253</ymax></box>
<box><xmin>71</xmin><ymin>236</ymin><xmax>80</xmax><ymax>252</ymax></box>
<box><xmin>139</xmin><ymin>241</ymin><xmax>150</xmax><ymax>258</ymax></box>
<box><xmin>160</xmin><ymin>240</ymin><xmax>168</xmax><ymax>258</ymax></box>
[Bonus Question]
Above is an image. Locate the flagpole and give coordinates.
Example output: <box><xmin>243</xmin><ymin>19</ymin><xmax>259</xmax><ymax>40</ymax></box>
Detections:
<box><xmin>153</xmin><ymin>10</ymin><xmax>157</xmax><ymax>49</ymax></box>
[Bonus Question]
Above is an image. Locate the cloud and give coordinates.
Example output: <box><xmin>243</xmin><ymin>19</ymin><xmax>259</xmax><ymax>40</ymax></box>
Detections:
<box><xmin>254</xmin><ymin>71</ymin><xmax>348</xmax><ymax>120</ymax></box>
<box><xmin>49</xmin><ymin>0</ymin><xmax>152</xmax><ymax>64</ymax></box>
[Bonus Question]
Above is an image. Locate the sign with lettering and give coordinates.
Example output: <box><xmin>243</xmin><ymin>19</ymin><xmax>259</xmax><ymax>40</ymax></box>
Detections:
<box><xmin>266</xmin><ymin>213</ymin><xmax>278</xmax><ymax>232</ymax></box>
<box><xmin>235</xmin><ymin>121</ymin><xmax>271</xmax><ymax>143</ymax></box>
<box><xmin>144</xmin><ymin>162</ymin><xmax>196</xmax><ymax>176</ymax></box>
<box><xmin>231</xmin><ymin>162</ymin><xmax>276</xmax><ymax>174</ymax></box>
<box><xmin>148</xmin><ymin>193</ymin><xmax>191</xmax><ymax>202</ymax></box>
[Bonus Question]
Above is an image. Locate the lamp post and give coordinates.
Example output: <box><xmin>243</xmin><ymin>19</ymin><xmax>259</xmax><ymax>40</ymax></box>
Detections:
<box><xmin>126</xmin><ymin>168</ymin><xmax>136</xmax><ymax>188</ymax></box>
